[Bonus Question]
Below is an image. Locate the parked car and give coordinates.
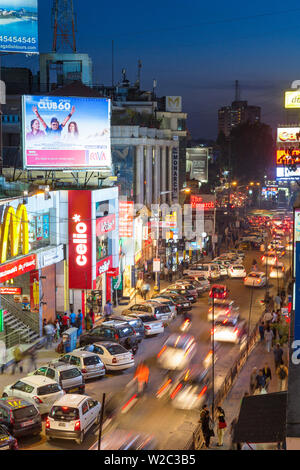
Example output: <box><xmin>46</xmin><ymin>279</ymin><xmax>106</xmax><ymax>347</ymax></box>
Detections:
<box><xmin>151</xmin><ymin>293</ymin><xmax>191</xmax><ymax>313</ymax></box>
<box><xmin>2</xmin><ymin>376</ymin><xmax>64</xmax><ymax>415</ymax></box>
<box><xmin>79</xmin><ymin>320</ymin><xmax>139</xmax><ymax>354</ymax></box>
<box><xmin>125</xmin><ymin>313</ymin><xmax>164</xmax><ymax>337</ymax></box>
<box><xmin>0</xmin><ymin>424</ymin><xmax>18</xmax><ymax>450</ymax></box>
<box><xmin>164</xmin><ymin>287</ymin><xmax>197</xmax><ymax>303</ymax></box>
<box><xmin>244</xmin><ymin>271</ymin><xmax>267</xmax><ymax>287</ymax></box>
<box><xmin>31</xmin><ymin>363</ymin><xmax>85</xmax><ymax>394</ymax></box>
<box><xmin>46</xmin><ymin>394</ymin><xmax>101</xmax><ymax>445</ymax></box>
<box><xmin>184</xmin><ymin>263</ymin><xmax>221</xmax><ymax>280</ymax></box>
<box><xmin>80</xmin><ymin>342</ymin><xmax>135</xmax><ymax>371</ymax></box>
<box><xmin>182</xmin><ymin>274</ymin><xmax>210</xmax><ymax>291</ymax></box>
<box><xmin>171</xmin><ymin>281</ymin><xmax>198</xmax><ymax>298</ymax></box>
<box><xmin>146</xmin><ymin>298</ymin><xmax>177</xmax><ymax>319</ymax></box>
<box><xmin>122</xmin><ymin>303</ymin><xmax>172</xmax><ymax>325</ymax></box>
<box><xmin>0</xmin><ymin>397</ymin><xmax>42</xmax><ymax>437</ymax></box>
<box><xmin>228</xmin><ymin>264</ymin><xmax>247</xmax><ymax>278</ymax></box>
<box><xmin>157</xmin><ymin>334</ymin><xmax>197</xmax><ymax>370</ymax></box>
<box><xmin>107</xmin><ymin>315</ymin><xmax>145</xmax><ymax>342</ymax></box>
<box><xmin>172</xmin><ymin>280</ymin><xmax>202</xmax><ymax>297</ymax></box>
<box><xmin>58</xmin><ymin>350</ymin><xmax>105</xmax><ymax>380</ymax></box>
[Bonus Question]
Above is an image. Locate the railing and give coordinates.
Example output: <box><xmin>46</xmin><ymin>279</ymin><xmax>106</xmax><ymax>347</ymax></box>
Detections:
<box><xmin>3</xmin><ymin>329</ymin><xmax>31</xmax><ymax>349</ymax></box>
<box><xmin>1</xmin><ymin>295</ymin><xmax>39</xmax><ymax>335</ymax></box>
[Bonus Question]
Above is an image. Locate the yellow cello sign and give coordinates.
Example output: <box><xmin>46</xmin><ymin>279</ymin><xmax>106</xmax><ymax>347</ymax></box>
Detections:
<box><xmin>0</xmin><ymin>204</ymin><xmax>29</xmax><ymax>263</ymax></box>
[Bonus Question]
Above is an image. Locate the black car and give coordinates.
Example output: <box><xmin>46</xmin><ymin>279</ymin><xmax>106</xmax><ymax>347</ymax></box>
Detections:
<box><xmin>0</xmin><ymin>424</ymin><xmax>18</xmax><ymax>450</ymax></box>
<box><xmin>151</xmin><ymin>293</ymin><xmax>191</xmax><ymax>313</ymax></box>
<box><xmin>165</xmin><ymin>288</ymin><xmax>197</xmax><ymax>303</ymax></box>
<box><xmin>107</xmin><ymin>315</ymin><xmax>145</xmax><ymax>342</ymax></box>
<box><xmin>79</xmin><ymin>320</ymin><xmax>139</xmax><ymax>354</ymax></box>
<box><xmin>0</xmin><ymin>397</ymin><xmax>42</xmax><ymax>438</ymax></box>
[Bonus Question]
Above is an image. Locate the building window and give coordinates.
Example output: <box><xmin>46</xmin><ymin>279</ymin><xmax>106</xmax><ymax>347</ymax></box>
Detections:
<box><xmin>177</xmin><ymin>119</ymin><xmax>186</xmax><ymax>131</ymax></box>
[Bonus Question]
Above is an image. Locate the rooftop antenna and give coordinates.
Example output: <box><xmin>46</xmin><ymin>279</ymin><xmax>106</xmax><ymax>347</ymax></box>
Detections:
<box><xmin>52</xmin><ymin>0</ymin><xmax>77</xmax><ymax>52</ymax></box>
<box><xmin>235</xmin><ymin>80</ymin><xmax>240</xmax><ymax>101</ymax></box>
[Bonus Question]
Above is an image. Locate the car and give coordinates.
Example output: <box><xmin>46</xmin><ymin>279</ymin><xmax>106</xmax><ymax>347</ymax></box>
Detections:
<box><xmin>157</xmin><ymin>334</ymin><xmax>197</xmax><ymax>370</ymax></box>
<box><xmin>89</xmin><ymin>429</ymin><xmax>157</xmax><ymax>450</ymax></box>
<box><xmin>79</xmin><ymin>320</ymin><xmax>139</xmax><ymax>354</ymax></box>
<box><xmin>182</xmin><ymin>274</ymin><xmax>210</xmax><ymax>291</ymax></box>
<box><xmin>125</xmin><ymin>313</ymin><xmax>164</xmax><ymax>336</ymax></box>
<box><xmin>261</xmin><ymin>253</ymin><xmax>278</xmax><ymax>266</ymax></box>
<box><xmin>209</xmin><ymin>284</ymin><xmax>229</xmax><ymax>299</ymax></box>
<box><xmin>31</xmin><ymin>363</ymin><xmax>85</xmax><ymax>394</ymax></box>
<box><xmin>207</xmin><ymin>299</ymin><xmax>239</xmax><ymax>321</ymax></box>
<box><xmin>0</xmin><ymin>397</ymin><xmax>42</xmax><ymax>437</ymax></box>
<box><xmin>211</xmin><ymin>260</ymin><xmax>230</xmax><ymax>277</ymax></box>
<box><xmin>0</xmin><ymin>424</ymin><xmax>18</xmax><ymax>450</ymax></box>
<box><xmin>269</xmin><ymin>263</ymin><xmax>285</xmax><ymax>279</ymax></box>
<box><xmin>164</xmin><ymin>286</ymin><xmax>197</xmax><ymax>303</ymax></box>
<box><xmin>80</xmin><ymin>342</ymin><xmax>135</xmax><ymax>371</ymax></box>
<box><xmin>146</xmin><ymin>298</ymin><xmax>177</xmax><ymax>319</ymax></box>
<box><xmin>58</xmin><ymin>350</ymin><xmax>106</xmax><ymax>380</ymax></box>
<box><xmin>184</xmin><ymin>263</ymin><xmax>221</xmax><ymax>280</ymax></box>
<box><xmin>2</xmin><ymin>376</ymin><xmax>65</xmax><ymax>415</ymax></box>
<box><xmin>170</xmin><ymin>367</ymin><xmax>211</xmax><ymax>410</ymax></box>
<box><xmin>46</xmin><ymin>394</ymin><xmax>101</xmax><ymax>445</ymax></box>
<box><xmin>244</xmin><ymin>271</ymin><xmax>267</xmax><ymax>287</ymax></box>
<box><xmin>107</xmin><ymin>315</ymin><xmax>145</xmax><ymax>342</ymax></box>
<box><xmin>171</xmin><ymin>281</ymin><xmax>199</xmax><ymax>298</ymax></box>
<box><xmin>228</xmin><ymin>264</ymin><xmax>247</xmax><ymax>278</ymax></box>
<box><xmin>212</xmin><ymin>315</ymin><xmax>247</xmax><ymax>344</ymax></box>
<box><xmin>152</xmin><ymin>293</ymin><xmax>191</xmax><ymax>313</ymax></box>
<box><xmin>272</xmin><ymin>247</ymin><xmax>286</xmax><ymax>258</ymax></box>
<box><xmin>122</xmin><ymin>303</ymin><xmax>172</xmax><ymax>325</ymax></box>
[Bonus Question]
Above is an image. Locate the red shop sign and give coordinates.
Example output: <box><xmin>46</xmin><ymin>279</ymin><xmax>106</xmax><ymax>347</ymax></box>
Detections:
<box><xmin>119</xmin><ymin>201</ymin><xmax>134</xmax><ymax>237</ymax></box>
<box><xmin>68</xmin><ymin>190</ymin><xmax>92</xmax><ymax>289</ymax></box>
<box><xmin>0</xmin><ymin>287</ymin><xmax>22</xmax><ymax>295</ymax></box>
<box><xmin>96</xmin><ymin>256</ymin><xmax>113</xmax><ymax>276</ymax></box>
<box><xmin>96</xmin><ymin>214</ymin><xmax>116</xmax><ymax>237</ymax></box>
<box><xmin>107</xmin><ymin>267</ymin><xmax>119</xmax><ymax>277</ymax></box>
<box><xmin>0</xmin><ymin>254</ymin><xmax>36</xmax><ymax>283</ymax></box>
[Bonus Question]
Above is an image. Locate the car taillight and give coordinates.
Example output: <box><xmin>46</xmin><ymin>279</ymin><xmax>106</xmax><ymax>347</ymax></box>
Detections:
<box><xmin>114</xmin><ymin>333</ymin><xmax>119</xmax><ymax>340</ymax></box>
<box><xmin>81</xmin><ymin>368</ymin><xmax>87</xmax><ymax>374</ymax></box>
<box><xmin>210</xmin><ymin>328</ymin><xmax>216</xmax><ymax>335</ymax></box>
<box><xmin>244</xmin><ymin>277</ymin><xmax>248</xmax><ymax>282</ymax></box>
<box><xmin>144</xmin><ymin>325</ymin><xmax>151</xmax><ymax>330</ymax></box>
<box><xmin>170</xmin><ymin>383</ymin><xmax>183</xmax><ymax>400</ymax></box>
<box><xmin>131</xmin><ymin>354</ymin><xmax>134</xmax><ymax>360</ymax></box>
<box><xmin>33</xmin><ymin>396</ymin><xmax>43</xmax><ymax>404</ymax></box>
<box><xmin>46</xmin><ymin>418</ymin><xmax>50</xmax><ymax>429</ymax></box>
<box><xmin>74</xmin><ymin>420</ymin><xmax>81</xmax><ymax>431</ymax></box>
<box><xmin>157</xmin><ymin>345</ymin><xmax>166</xmax><ymax>358</ymax></box>
<box><xmin>153</xmin><ymin>314</ymin><xmax>157</xmax><ymax>319</ymax></box>
<box><xmin>262</xmin><ymin>256</ymin><xmax>265</xmax><ymax>261</ymax></box>
<box><xmin>256</xmin><ymin>279</ymin><xmax>261</xmax><ymax>284</ymax></box>
<box><xmin>112</xmin><ymin>357</ymin><xmax>117</xmax><ymax>364</ymax></box>
<box><xmin>198</xmin><ymin>385</ymin><xmax>208</xmax><ymax>399</ymax></box>
<box><xmin>133</xmin><ymin>329</ymin><xmax>137</xmax><ymax>335</ymax></box>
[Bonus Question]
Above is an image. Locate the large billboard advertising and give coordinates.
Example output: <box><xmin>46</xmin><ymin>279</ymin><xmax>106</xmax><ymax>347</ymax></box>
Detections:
<box><xmin>277</xmin><ymin>127</ymin><xmax>300</xmax><ymax>143</ymax></box>
<box><xmin>22</xmin><ymin>95</ymin><xmax>111</xmax><ymax>170</ymax></box>
<box><xmin>0</xmin><ymin>1</ymin><xmax>38</xmax><ymax>54</ymax></box>
<box><xmin>285</xmin><ymin>91</ymin><xmax>300</xmax><ymax>108</ymax></box>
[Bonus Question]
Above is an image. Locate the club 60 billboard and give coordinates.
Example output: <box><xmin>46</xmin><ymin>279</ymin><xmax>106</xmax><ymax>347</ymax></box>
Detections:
<box><xmin>0</xmin><ymin>1</ymin><xmax>38</xmax><ymax>54</ymax></box>
<box><xmin>22</xmin><ymin>95</ymin><xmax>112</xmax><ymax>170</ymax></box>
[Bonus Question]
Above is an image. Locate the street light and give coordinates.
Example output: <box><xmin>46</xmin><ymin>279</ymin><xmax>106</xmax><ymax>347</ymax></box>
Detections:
<box><xmin>211</xmin><ymin>287</ymin><xmax>216</xmax><ymax>422</ymax></box>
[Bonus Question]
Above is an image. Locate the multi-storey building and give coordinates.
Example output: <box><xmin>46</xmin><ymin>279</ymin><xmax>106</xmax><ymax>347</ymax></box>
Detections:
<box><xmin>218</xmin><ymin>100</ymin><xmax>261</xmax><ymax>137</ymax></box>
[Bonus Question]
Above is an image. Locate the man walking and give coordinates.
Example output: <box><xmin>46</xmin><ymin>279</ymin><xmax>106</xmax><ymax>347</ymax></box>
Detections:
<box><xmin>264</xmin><ymin>326</ymin><xmax>274</xmax><ymax>353</ymax></box>
<box><xmin>103</xmin><ymin>300</ymin><xmax>113</xmax><ymax>320</ymax></box>
<box><xmin>262</xmin><ymin>363</ymin><xmax>272</xmax><ymax>390</ymax></box>
<box><xmin>258</xmin><ymin>321</ymin><xmax>265</xmax><ymax>342</ymax></box>
<box><xmin>44</xmin><ymin>322</ymin><xmax>55</xmax><ymax>349</ymax></box>
<box><xmin>276</xmin><ymin>364</ymin><xmax>288</xmax><ymax>391</ymax></box>
<box><xmin>249</xmin><ymin>367</ymin><xmax>257</xmax><ymax>395</ymax></box>
<box><xmin>273</xmin><ymin>343</ymin><xmax>284</xmax><ymax>370</ymax></box>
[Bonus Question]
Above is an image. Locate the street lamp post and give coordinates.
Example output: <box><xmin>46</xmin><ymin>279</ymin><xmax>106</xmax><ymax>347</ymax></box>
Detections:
<box><xmin>211</xmin><ymin>288</ymin><xmax>216</xmax><ymax>421</ymax></box>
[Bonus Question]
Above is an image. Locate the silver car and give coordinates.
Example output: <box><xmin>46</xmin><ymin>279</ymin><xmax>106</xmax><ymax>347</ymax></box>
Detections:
<box><xmin>58</xmin><ymin>351</ymin><xmax>106</xmax><ymax>380</ymax></box>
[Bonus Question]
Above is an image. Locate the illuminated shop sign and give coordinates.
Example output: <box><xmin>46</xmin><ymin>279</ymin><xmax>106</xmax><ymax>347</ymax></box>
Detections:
<box><xmin>285</xmin><ymin>91</ymin><xmax>300</xmax><ymax>108</ymax></box>
<box><xmin>277</xmin><ymin>127</ymin><xmax>300</xmax><ymax>142</ymax></box>
<box><xmin>0</xmin><ymin>287</ymin><xmax>22</xmax><ymax>295</ymax></box>
<box><xmin>276</xmin><ymin>149</ymin><xmax>300</xmax><ymax>165</ymax></box>
<box><xmin>172</xmin><ymin>147</ymin><xmax>179</xmax><ymax>200</ymax></box>
<box><xmin>0</xmin><ymin>204</ymin><xmax>29</xmax><ymax>263</ymax></box>
<box><xmin>68</xmin><ymin>191</ymin><xmax>92</xmax><ymax>289</ymax></box>
<box><xmin>190</xmin><ymin>195</ymin><xmax>215</xmax><ymax>209</ymax></box>
<box><xmin>119</xmin><ymin>201</ymin><xmax>134</xmax><ymax>237</ymax></box>
<box><xmin>96</xmin><ymin>256</ymin><xmax>113</xmax><ymax>276</ymax></box>
<box><xmin>0</xmin><ymin>254</ymin><xmax>36</xmax><ymax>283</ymax></box>
<box><xmin>96</xmin><ymin>214</ymin><xmax>116</xmax><ymax>237</ymax></box>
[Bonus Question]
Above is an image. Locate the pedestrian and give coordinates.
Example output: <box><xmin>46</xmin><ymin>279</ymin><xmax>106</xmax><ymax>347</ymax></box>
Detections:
<box><xmin>262</xmin><ymin>362</ymin><xmax>272</xmax><ymax>390</ymax></box>
<box><xmin>258</xmin><ymin>321</ymin><xmax>265</xmax><ymax>342</ymax></box>
<box><xmin>55</xmin><ymin>317</ymin><xmax>60</xmax><ymax>341</ymax></box>
<box><xmin>76</xmin><ymin>309</ymin><xmax>83</xmax><ymax>336</ymax></box>
<box><xmin>27</xmin><ymin>347</ymin><xmax>37</xmax><ymax>373</ymax></box>
<box><xmin>168</xmin><ymin>268</ymin><xmax>173</xmax><ymax>282</ymax></box>
<box><xmin>255</xmin><ymin>369</ymin><xmax>267</xmax><ymax>394</ymax></box>
<box><xmin>42</xmin><ymin>318</ymin><xmax>47</xmax><ymax>335</ymax></box>
<box><xmin>216</xmin><ymin>406</ymin><xmax>227</xmax><ymax>447</ymax></box>
<box><xmin>44</xmin><ymin>321</ymin><xmax>55</xmax><ymax>349</ymax></box>
<box><xmin>89</xmin><ymin>309</ymin><xmax>95</xmax><ymax>327</ymax></box>
<box><xmin>85</xmin><ymin>312</ymin><xmax>93</xmax><ymax>331</ymax></box>
<box><xmin>274</xmin><ymin>293</ymin><xmax>281</xmax><ymax>311</ymax></box>
<box><xmin>164</xmin><ymin>265</ymin><xmax>169</xmax><ymax>281</ymax></box>
<box><xmin>280</xmin><ymin>288</ymin><xmax>286</xmax><ymax>307</ymax></box>
<box><xmin>12</xmin><ymin>346</ymin><xmax>23</xmax><ymax>374</ymax></box>
<box><xmin>103</xmin><ymin>300</ymin><xmax>113</xmax><ymax>320</ymax></box>
<box><xmin>61</xmin><ymin>312</ymin><xmax>70</xmax><ymax>333</ymax></box>
<box><xmin>249</xmin><ymin>367</ymin><xmax>257</xmax><ymax>395</ymax></box>
<box><xmin>264</xmin><ymin>325</ymin><xmax>274</xmax><ymax>353</ymax></box>
<box><xmin>141</xmin><ymin>283</ymin><xmax>150</xmax><ymax>300</ymax></box>
<box><xmin>272</xmin><ymin>310</ymin><xmax>278</xmax><ymax>324</ymax></box>
<box><xmin>263</xmin><ymin>311</ymin><xmax>272</xmax><ymax>324</ymax></box>
<box><xmin>199</xmin><ymin>404</ymin><xmax>214</xmax><ymax>449</ymax></box>
<box><xmin>276</xmin><ymin>364</ymin><xmax>288</xmax><ymax>391</ymax></box>
<box><xmin>273</xmin><ymin>343</ymin><xmax>284</xmax><ymax>370</ymax></box>
<box><xmin>136</xmin><ymin>278</ymin><xmax>143</xmax><ymax>297</ymax></box>
<box><xmin>69</xmin><ymin>309</ymin><xmax>76</xmax><ymax>327</ymax></box>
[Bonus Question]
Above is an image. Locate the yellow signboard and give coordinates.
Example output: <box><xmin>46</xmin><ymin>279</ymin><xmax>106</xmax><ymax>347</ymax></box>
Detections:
<box><xmin>0</xmin><ymin>204</ymin><xmax>29</xmax><ymax>263</ymax></box>
<box><xmin>285</xmin><ymin>91</ymin><xmax>300</xmax><ymax>108</ymax></box>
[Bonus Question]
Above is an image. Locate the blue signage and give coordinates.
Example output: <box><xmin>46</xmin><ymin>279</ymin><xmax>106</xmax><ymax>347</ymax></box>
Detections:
<box><xmin>0</xmin><ymin>1</ymin><xmax>38</xmax><ymax>54</ymax></box>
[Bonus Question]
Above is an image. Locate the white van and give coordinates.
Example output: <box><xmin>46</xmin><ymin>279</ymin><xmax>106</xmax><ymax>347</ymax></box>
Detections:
<box><xmin>184</xmin><ymin>263</ymin><xmax>221</xmax><ymax>280</ymax></box>
<box><xmin>46</xmin><ymin>394</ymin><xmax>101</xmax><ymax>445</ymax></box>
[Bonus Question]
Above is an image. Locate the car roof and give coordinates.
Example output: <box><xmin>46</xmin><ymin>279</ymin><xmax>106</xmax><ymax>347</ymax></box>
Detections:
<box><xmin>66</xmin><ymin>350</ymin><xmax>99</xmax><ymax>358</ymax></box>
<box><xmin>51</xmin><ymin>393</ymin><xmax>92</xmax><ymax>408</ymax></box>
<box><xmin>47</xmin><ymin>362</ymin><xmax>77</xmax><ymax>371</ymax></box>
<box><xmin>165</xmin><ymin>333</ymin><xmax>195</xmax><ymax>349</ymax></box>
<box><xmin>110</xmin><ymin>315</ymin><xmax>138</xmax><ymax>322</ymax></box>
<box><xmin>0</xmin><ymin>397</ymin><xmax>34</xmax><ymax>410</ymax></box>
<box><xmin>101</xmin><ymin>320</ymin><xmax>130</xmax><ymax>328</ymax></box>
<box><xmin>17</xmin><ymin>375</ymin><xmax>58</xmax><ymax>386</ymax></box>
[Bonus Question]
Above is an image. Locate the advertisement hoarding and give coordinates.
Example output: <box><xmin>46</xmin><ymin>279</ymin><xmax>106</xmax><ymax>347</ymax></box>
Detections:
<box><xmin>119</xmin><ymin>201</ymin><xmax>134</xmax><ymax>237</ymax></box>
<box><xmin>22</xmin><ymin>95</ymin><xmax>111</xmax><ymax>170</ymax></box>
<box><xmin>68</xmin><ymin>191</ymin><xmax>92</xmax><ymax>289</ymax></box>
<box><xmin>165</xmin><ymin>96</ymin><xmax>182</xmax><ymax>112</ymax></box>
<box><xmin>96</xmin><ymin>256</ymin><xmax>113</xmax><ymax>277</ymax></box>
<box><xmin>0</xmin><ymin>1</ymin><xmax>38</xmax><ymax>54</ymax></box>
<box><xmin>276</xmin><ymin>149</ymin><xmax>300</xmax><ymax>165</ymax></box>
<box><xmin>96</xmin><ymin>214</ymin><xmax>116</xmax><ymax>237</ymax></box>
<box><xmin>0</xmin><ymin>254</ymin><xmax>36</xmax><ymax>283</ymax></box>
<box><xmin>276</xmin><ymin>166</ymin><xmax>300</xmax><ymax>180</ymax></box>
<box><xmin>285</xmin><ymin>91</ymin><xmax>300</xmax><ymax>108</ymax></box>
<box><xmin>277</xmin><ymin>127</ymin><xmax>300</xmax><ymax>143</ymax></box>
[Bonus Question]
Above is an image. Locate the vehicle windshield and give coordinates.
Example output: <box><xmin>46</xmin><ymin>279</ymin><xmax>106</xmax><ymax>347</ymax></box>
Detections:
<box><xmin>83</xmin><ymin>356</ymin><xmax>101</xmax><ymax>366</ymax></box>
<box><xmin>50</xmin><ymin>406</ymin><xmax>79</xmax><ymax>421</ymax></box>
<box><xmin>140</xmin><ymin>315</ymin><xmax>157</xmax><ymax>323</ymax></box>
<box><xmin>233</xmin><ymin>266</ymin><xmax>244</xmax><ymax>270</ymax></box>
<box><xmin>249</xmin><ymin>273</ymin><xmax>259</xmax><ymax>278</ymax></box>
<box><xmin>119</xmin><ymin>327</ymin><xmax>134</xmax><ymax>338</ymax></box>
<box><xmin>13</xmin><ymin>405</ymin><xmax>38</xmax><ymax>420</ymax></box>
<box><xmin>37</xmin><ymin>383</ymin><xmax>62</xmax><ymax>395</ymax></box>
<box><xmin>106</xmin><ymin>344</ymin><xmax>127</xmax><ymax>355</ymax></box>
<box><xmin>60</xmin><ymin>368</ymin><xmax>81</xmax><ymax>380</ymax></box>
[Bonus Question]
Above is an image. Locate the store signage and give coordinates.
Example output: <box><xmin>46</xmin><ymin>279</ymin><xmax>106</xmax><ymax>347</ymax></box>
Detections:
<box><xmin>96</xmin><ymin>256</ymin><xmax>113</xmax><ymax>276</ymax></box>
<box><xmin>68</xmin><ymin>191</ymin><xmax>92</xmax><ymax>289</ymax></box>
<box><xmin>37</xmin><ymin>244</ymin><xmax>64</xmax><ymax>269</ymax></box>
<box><xmin>276</xmin><ymin>149</ymin><xmax>300</xmax><ymax>165</ymax></box>
<box><xmin>166</xmin><ymin>96</ymin><xmax>182</xmax><ymax>112</ymax></box>
<box><xmin>119</xmin><ymin>201</ymin><xmax>134</xmax><ymax>237</ymax></box>
<box><xmin>96</xmin><ymin>214</ymin><xmax>116</xmax><ymax>237</ymax></box>
<box><xmin>107</xmin><ymin>267</ymin><xmax>119</xmax><ymax>277</ymax></box>
<box><xmin>276</xmin><ymin>166</ymin><xmax>300</xmax><ymax>180</ymax></box>
<box><xmin>285</xmin><ymin>91</ymin><xmax>300</xmax><ymax>108</ymax></box>
<box><xmin>172</xmin><ymin>147</ymin><xmax>179</xmax><ymax>200</ymax></box>
<box><xmin>190</xmin><ymin>195</ymin><xmax>215</xmax><ymax>209</ymax></box>
<box><xmin>153</xmin><ymin>258</ymin><xmax>161</xmax><ymax>272</ymax></box>
<box><xmin>0</xmin><ymin>204</ymin><xmax>29</xmax><ymax>263</ymax></box>
<box><xmin>0</xmin><ymin>287</ymin><xmax>22</xmax><ymax>295</ymax></box>
<box><xmin>0</xmin><ymin>254</ymin><xmax>36</xmax><ymax>283</ymax></box>
<box><xmin>277</xmin><ymin>127</ymin><xmax>300</xmax><ymax>142</ymax></box>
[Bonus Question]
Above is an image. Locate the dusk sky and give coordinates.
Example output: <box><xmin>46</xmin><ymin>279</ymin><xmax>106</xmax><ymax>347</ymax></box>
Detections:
<box><xmin>3</xmin><ymin>0</ymin><xmax>300</xmax><ymax>139</ymax></box>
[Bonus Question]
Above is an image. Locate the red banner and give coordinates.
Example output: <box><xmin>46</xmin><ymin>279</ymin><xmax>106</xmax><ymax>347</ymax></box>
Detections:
<box><xmin>0</xmin><ymin>287</ymin><xmax>22</xmax><ymax>295</ymax></box>
<box><xmin>96</xmin><ymin>256</ymin><xmax>113</xmax><ymax>277</ymax></box>
<box><xmin>68</xmin><ymin>190</ymin><xmax>92</xmax><ymax>289</ymax></box>
<box><xmin>96</xmin><ymin>214</ymin><xmax>116</xmax><ymax>237</ymax></box>
<box><xmin>119</xmin><ymin>201</ymin><xmax>134</xmax><ymax>237</ymax></box>
<box><xmin>107</xmin><ymin>267</ymin><xmax>119</xmax><ymax>277</ymax></box>
<box><xmin>0</xmin><ymin>254</ymin><xmax>36</xmax><ymax>283</ymax></box>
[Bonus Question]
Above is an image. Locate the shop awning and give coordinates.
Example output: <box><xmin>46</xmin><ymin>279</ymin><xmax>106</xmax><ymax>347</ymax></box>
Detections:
<box><xmin>233</xmin><ymin>392</ymin><xmax>287</xmax><ymax>443</ymax></box>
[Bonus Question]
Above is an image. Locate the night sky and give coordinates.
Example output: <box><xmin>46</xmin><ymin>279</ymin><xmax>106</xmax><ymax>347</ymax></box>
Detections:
<box><xmin>3</xmin><ymin>0</ymin><xmax>300</xmax><ymax>139</ymax></box>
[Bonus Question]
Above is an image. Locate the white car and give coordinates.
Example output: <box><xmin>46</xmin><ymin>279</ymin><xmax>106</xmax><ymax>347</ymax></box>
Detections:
<box><xmin>2</xmin><ymin>376</ymin><xmax>65</xmax><ymax>415</ymax></box>
<box><xmin>228</xmin><ymin>264</ymin><xmax>247</xmax><ymax>278</ymax></box>
<box><xmin>46</xmin><ymin>394</ymin><xmax>101</xmax><ymax>445</ymax></box>
<box><xmin>182</xmin><ymin>274</ymin><xmax>210</xmax><ymax>291</ymax></box>
<box><xmin>184</xmin><ymin>264</ymin><xmax>221</xmax><ymax>280</ymax></box>
<box><xmin>58</xmin><ymin>350</ymin><xmax>106</xmax><ymax>380</ymax></box>
<box><xmin>80</xmin><ymin>342</ymin><xmax>135</xmax><ymax>371</ymax></box>
<box><xmin>211</xmin><ymin>260</ymin><xmax>229</xmax><ymax>277</ymax></box>
<box><xmin>261</xmin><ymin>253</ymin><xmax>278</xmax><ymax>266</ymax></box>
<box><xmin>269</xmin><ymin>263</ymin><xmax>285</xmax><ymax>279</ymax></box>
<box><xmin>212</xmin><ymin>315</ymin><xmax>247</xmax><ymax>344</ymax></box>
<box><xmin>244</xmin><ymin>271</ymin><xmax>267</xmax><ymax>287</ymax></box>
<box><xmin>207</xmin><ymin>299</ymin><xmax>239</xmax><ymax>321</ymax></box>
<box><xmin>157</xmin><ymin>334</ymin><xmax>197</xmax><ymax>370</ymax></box>
<box><xmin>126</xmin><ymin>312</ymin><xmax>164</xmax><ymax>336</ymax></box>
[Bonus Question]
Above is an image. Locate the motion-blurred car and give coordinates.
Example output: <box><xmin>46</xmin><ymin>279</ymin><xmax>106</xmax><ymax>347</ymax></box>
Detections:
<box><xmin>269</xmin><ymin>263</ymin><xmax>285</xmax><ymax>279</ymax></box>
<box><xmin>170</xmin><ymin>367</ymin><xmax>211</xmax><ymax>410</ymax></box>
<box><xmin>157</xmin><ymin>334</ymin><xmax>196</xmax><ymax>370</ymax></box>
<box><xmin>244</xmin><ymin>271</ymin><xmax>267</xmax><ymax>287</ymax></box>
<box><xmin>209</xmin><ymin>284</ymin><xmax>229</xmax><ymax>299</ymax></box>
<box><xmin>228</xmin><ymin>264</ymin><xmax>247</xmax><ymax>278</ymax></box>
<box><xmin>89</xmin><ymin>429</ymin><xmax>157</xmax><ymax>450</ymax></box>
<box><xmin>286</xmin><ymin>241</ymin><xmax>293</xmax><ymax>252</ymax></box>
<box><xmin>0</xmin><ymin>424</ymin><xmax>18</xmax><ymax>450</ymax></box>
<box><xmin>261</xmin><ymin>252</ymin><xmax>278</xmax><ymax>266</ymax></box>
<box><xmin>80</xmin><ymin>342</ymin><xmax>135</xmax><ymax>371</ymax></box>
<box><xmin>212</xmin><ymin>315</ymin><xmax>247</xmax><ymax>344</ymax></box>
<box><xmin>207</xmin><ymin>299</ymin><xmax>239</xmax><ymax>321</ymax></box>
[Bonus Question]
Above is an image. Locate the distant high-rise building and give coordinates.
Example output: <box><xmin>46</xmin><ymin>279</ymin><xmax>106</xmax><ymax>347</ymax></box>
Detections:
<box><xmin>218</xmin><ymin>100</ymin><xmax>261</xmax><ymax>137</ymax></box>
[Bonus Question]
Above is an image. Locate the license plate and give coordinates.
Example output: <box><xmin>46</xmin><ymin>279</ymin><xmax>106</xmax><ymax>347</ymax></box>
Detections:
<box><xmin>21</xmin><ymin>419</ymin><xmax>34</xmax><ymax>427</ymax></box>
<box><xmin>68</xmin><ymin>387</ymin><xmax>79</xmax><ymax>393</ymax></box>
<box><xmin>58</xmin><ymin>422</ymin><xmax>66</xmax><ymax>427</ymax></box>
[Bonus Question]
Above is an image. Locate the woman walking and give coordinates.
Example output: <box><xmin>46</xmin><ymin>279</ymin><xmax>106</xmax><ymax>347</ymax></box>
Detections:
<box><xmin>216</xmin><ymin>406</ymin><xmax>227</xmax><ymax>447</ymax></box>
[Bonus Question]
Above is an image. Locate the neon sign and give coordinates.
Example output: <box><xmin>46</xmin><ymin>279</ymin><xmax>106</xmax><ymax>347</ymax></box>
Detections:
<box><xmin>0</xmin><ymin>204</ymin><xmax>29</xmax><ymax>263</ymax></box>
<box><xmin>190</xmin><ymin>195</ymin><xmax>215</xmax><ymax>209</ymax></box>
<box><xmin>72</xmin><ymin>214</ymin><xmax>88</xmax><ymax>267</ymax></box>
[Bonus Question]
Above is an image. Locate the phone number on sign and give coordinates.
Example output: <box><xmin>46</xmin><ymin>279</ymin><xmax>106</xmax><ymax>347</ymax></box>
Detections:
<box><xmin>0</xmin><ymin>36</ymin><xmax>36</xmax><ymax>44</ymax></box>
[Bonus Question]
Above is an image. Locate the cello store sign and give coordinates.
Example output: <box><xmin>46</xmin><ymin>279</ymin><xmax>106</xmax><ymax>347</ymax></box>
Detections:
<box><xmin>68</xmin><ymin>191</ymin><xmax>92</xmax><ymax>289</ymax></box>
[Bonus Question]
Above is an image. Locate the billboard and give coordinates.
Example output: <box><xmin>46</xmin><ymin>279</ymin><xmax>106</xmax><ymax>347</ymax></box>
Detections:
<box><xmin>277</xmin><ymin>127</ymin><xmax>300</xmax><ymax>143</ymax></box>
<box><xmin>165</xmin><ymin>96</ymin><xmax>182</xmax><ymax>112</ymax></box>
<box><xmin>22</xmin><ymin>95</ymin><xmax>111</xmax><ymax>170</ymax></box>
<box><xmin>119</xmin><ymin>201</ymin><xmax>134</xmax><ymax>238</ymax></box>
<box><xmin>276</xmin><ymin>166</ymin><xmax>300</xmax><ymax>180</ymax></box>
<box><xmin>285</xmin><ymin>91</ymin><xmax>300</xmax><ymax>108</ymax></box>
<box><xmin>0</xmin><ymin>1</ymin><xmax>38</xmax><ymax>54</ymax></box>
<box><xmin>276</xmin><ymin>149</ymin><xmax>300</xmax><ymax>165</ymax></box>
